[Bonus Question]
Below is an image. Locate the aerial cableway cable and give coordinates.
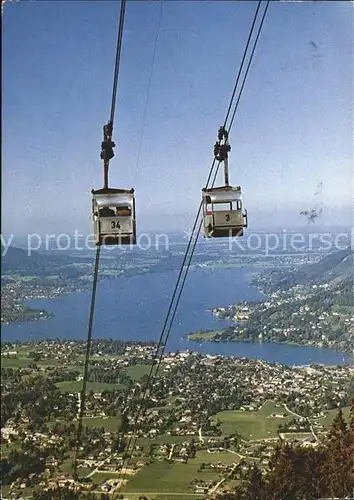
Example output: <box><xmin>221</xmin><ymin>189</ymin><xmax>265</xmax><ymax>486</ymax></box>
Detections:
<box><xmin>73</xmin><ymin>0</ymin><xmax>126</xmax><ymax>479</ymax></box>
<box><xmin>116</xmin><ymin>0</ymin><xmax>270</xmax><ymax>484</ymax></box>
<box><xmin>73</xmin><ymin>245</ymin><xmax>101</xmax><ymax>478</ymax></box>
<box><xmin>102</xmin><ymin>0</ymin><xmax>126</xmax><ymax>189</ymax></box>
<box><xmin>110</xmin><ymin>0</ymin><xmax>126</xmax><ymax>125</ymax></box>
<box><xmin>228</xmin><ymin>1</ymin><xmax>269</xmax><ymax>132</ymax></box>
<box><xmin>133</xmin><ymin>0</ymin><xmax>164</xmax><ymax>186</ymax></box>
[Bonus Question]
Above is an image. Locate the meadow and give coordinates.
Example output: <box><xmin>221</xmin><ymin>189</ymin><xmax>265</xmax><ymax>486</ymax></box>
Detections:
<box><xmin>121</xmin><ymin>461</ymin><xmax>219</xmax><ymax>495</ymax></box>
<box><xmin>55</xmin><ymin>381</ymin><xmax>123</xmax><ymax>393</ymax></box>
<box><xmin>213</xmin><ymin>401</ymin><xmax>291</xmax><ymax>439</ymax></box>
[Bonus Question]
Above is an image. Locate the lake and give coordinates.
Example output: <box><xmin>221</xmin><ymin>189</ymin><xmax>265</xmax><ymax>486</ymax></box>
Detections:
<box><xmin>1</xmin><ymin>267</ymin><xmax>351</xmax><ymax>366</ymax></box>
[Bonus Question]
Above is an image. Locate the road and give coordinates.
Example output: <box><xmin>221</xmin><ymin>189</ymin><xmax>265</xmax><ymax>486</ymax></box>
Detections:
<box><xmin>76</xmin><ymin>392</ymin><xmax>81</xmax><ymax>419</ymax></box>
<box><xmin>310</xmin><ymin>424</ymin><xmax>319</xmax><ymax>443</ymax></box>
<box><xmin>86</xmin><ymin>457</ymin><xmax>113</xmax><ymax>479</ymax></box>
<box><xmin>89</xmin><ymin>490</ymin><xmax>200</xmax><ymax>497</ymax></box>
<box><xmin>168</xmin><ymin>444</ymin><xmax>175</xmax><ymax>461</ymax></box>
<box><xmin>208</xmin><ymin>457</ymin><xmax>240</xmax><ymax>496</ymax></box>
<box><xmin>284</xmin><ymin>403</ymin><xmax>304</xmax><ymax>419</ymax></box>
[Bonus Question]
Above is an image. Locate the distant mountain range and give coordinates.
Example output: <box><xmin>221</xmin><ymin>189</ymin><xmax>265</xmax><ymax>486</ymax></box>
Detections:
<box><xmin>1</xmin><ymin>246</ymin><xmax>78</xmax><ymax>277</ymax></box>
<box><xmin>254</xmin><ymin>246</ymin><xmax>353</xmax><ymax>293</ymax></box>
<box><xmin>296</xmin><ymin>246</ymin><xmax>352</xmax><ymax>284</ymax></box>
<box><xmin>2</xmin><ymin>244</ymin><xmax>353</xmax><ymax>287</ymax></box>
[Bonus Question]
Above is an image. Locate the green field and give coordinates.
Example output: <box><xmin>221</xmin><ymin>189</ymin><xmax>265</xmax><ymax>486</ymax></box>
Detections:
<box><xmin>194</xmin><ymin>450</ymin><xmax>239</xmax><ymax>466</ymax></box>
<box><xmin>1</xmin><ymin>356</ymin><xmax>32</xmax><ymax>367</ymax></box>
<box><xmin>136</xmin><ymin>435</ymin><xmax>198</xmax><ymax>448</ymax></box>
<box><xmin>214</xmin><ymin>403</ymin><xmax>351</xmax><ymax>441</ymax></box>
<box><xmin>121</xmin><ymin>494</ymin><xmax>202</xmax><ymax>500</ymax></box>
<box><xmin>1</xmin><ymin>486</ymin><xmax>11</xmax><ymax>497</ymax></box>
<box><xmin>319</xmin><ymin>406</ymin><xmax>350</xmax><ymax>428</ymax></box>
<box><xmin>59</xmin><ymin>456</ymin><xmax>75</xmax><ymax>474</ymax></box>
<box><xmin>213</xmin><ymin>401</ymin><xmax>291</xmax><ymax>440</ymax></box>
<box><xmin>151</xmin><ymin>495</ymin><xmax>203</xmax><ymax>500</ymax></box>
<box><xmin>122</xmin><ymin>461</ymin><xmax>219</xmax><ymax>495</ymax></box>
<box><xmin>60</xmin><ymin>455</ymin><xmax>94</xmax><ymax>478</ymax></box>
<box><xmin>123</xmin><ymin>364</ymin><xmax>152</xmax><ymax>380</ymax></box>
<box><xmin>281</xmin><ymin>433</ymin><xmax>314</xmax><ymax>442</ymax></box>
<box><xmin>91</xmin><ymin>471</ymin><xmax>121</xmax><ymax>485</ymax></box>
<box><xmin>37</xmin><ymin>358</ymin><xmax>60</xmax><ymax>366</ymax></box>
<box><xmin>77</xmin><ymin>467</ymin><xmax>95</xmax><ymax>477</ymax></box>
<box><xmin>1</xmin><ymin>441</ymin><xmax>22</xmax><ymax>455</ymax></box>
<box><xmin>56</xmin><ymin>381</ymin><xmax>122</xmax><ymax>393</ymax></box>
<box><xmin>1</xmin><ymin>355</ymin><xmax>60</xmax><ymax>368</ymax></box>
<box><xmin>63</xmin><ymin>364</ymin><xmax>84</xmax><ymax>373</ymax></box>
<box><xmin>83</xmin><ymin>416</ymin><xmax>121</xmax><ymax>431</ymax></box>
<box><xmin>7</xmin><ymin>345</ymin><xmax>32</xmax><ymax>356</ymax></box>
<box><xmin>81</xmin><ymin>354</ymin><xmax>125</xmax><ymax>361</ymax></box>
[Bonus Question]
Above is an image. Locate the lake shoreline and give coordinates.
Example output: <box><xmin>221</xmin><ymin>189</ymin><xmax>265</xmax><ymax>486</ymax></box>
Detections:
<box><xmin>2</xmin><ymin>267</ymin><xmax>351</xmax><ymax>367</ymax></box>
<box><xmin>183</xmin><ymin>330</ymin><xmax>353</xmax><ymax>361</ymax></box>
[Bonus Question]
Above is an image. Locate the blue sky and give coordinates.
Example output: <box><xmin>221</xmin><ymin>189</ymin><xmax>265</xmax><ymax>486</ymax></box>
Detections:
<box><xmin>2</xmin><ymin>0</ymin><xmax>353</xmax><ymax>235</ymax></box>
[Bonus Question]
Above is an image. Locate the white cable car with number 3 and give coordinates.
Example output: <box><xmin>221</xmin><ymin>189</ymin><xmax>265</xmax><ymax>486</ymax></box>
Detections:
<box><xmin>202</xmin><ymin>126</ymin><xmax>248</xmax><ymax>238</ymax></box>
<box><xmin>202</xmin><ymin>185</ymin><xmax>247</xmax><ymax>238</ymax></box>
<box><xmin>92</xmin><ymin>187</ymin><xmax>136</xmax><ymax>246</ymax></box>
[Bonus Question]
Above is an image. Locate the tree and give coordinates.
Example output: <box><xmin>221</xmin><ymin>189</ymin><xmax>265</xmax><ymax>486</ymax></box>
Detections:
<box><xmin>217</xmin><ymin>406</ymin><xmax>354</xmax><ymax>500</ymax></box>
<box><xmin>189</xmin><ymin>439</ymin><xmax>197</xmax><ymax>458</ymax></box>
<box><xmin>323</xmin><ymin>406</ymin><xmax>353</xmax><ymax>497</ymax></box>
<box><xmin>240</xmin><ymin>465</ymin><xmax>266</xmax><ymax>500</ymax></box>
<box><xmin>33</xmin><ymin>487</ymin><xmax>80</xmax><ymax>499</ymax></box>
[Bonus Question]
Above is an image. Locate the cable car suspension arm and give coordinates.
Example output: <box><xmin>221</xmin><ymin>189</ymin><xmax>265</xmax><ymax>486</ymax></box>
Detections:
<box><xmin>214</xmin><ymin>126</ymin><xmax>231</xmax><ymax>186</ymax></box>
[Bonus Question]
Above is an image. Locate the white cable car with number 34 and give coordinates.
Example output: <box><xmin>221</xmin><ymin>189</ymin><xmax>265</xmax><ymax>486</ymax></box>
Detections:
<box><xmin>92</xmin><ymin>187</ymin><xmax>136</xmax><ymax>246</ymax></box>
<box><xmin>92</xmin><ymin>115</ymin><xmax>136</xmax><ymax>247</ymax></box>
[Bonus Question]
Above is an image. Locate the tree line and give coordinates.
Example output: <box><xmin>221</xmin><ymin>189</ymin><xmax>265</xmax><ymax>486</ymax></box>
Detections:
<box><xmin>217</xmin><ymin>402</ymin><xmax>354</xmax><ymax>499</ymax></box>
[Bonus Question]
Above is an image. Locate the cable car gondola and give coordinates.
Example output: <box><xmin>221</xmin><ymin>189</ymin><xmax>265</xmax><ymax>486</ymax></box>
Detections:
<box><xmin>202</xmin><ymin>126</ymin><xmax>247</xmax><ymax>238</ymax></box>
<box><xmin>92</xmin><ymin>187</ymin><xmax>136</xmax><ymax>246</ymax></box>
<box><xmin>91</xmin><ymin>0</ymin><xmax>136</xmax><ymax>247</ymax></box>
<box><xmin>202</xmin><ymin>185</ymin><xmax>247</xmax><ymax>237</ymax></box>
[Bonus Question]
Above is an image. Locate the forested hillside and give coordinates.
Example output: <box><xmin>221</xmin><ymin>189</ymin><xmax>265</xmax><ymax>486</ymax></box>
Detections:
<box><xmin>256</xmin><ymin>247</ymin><xmax>353</xmax><ymax>294</ymax></box>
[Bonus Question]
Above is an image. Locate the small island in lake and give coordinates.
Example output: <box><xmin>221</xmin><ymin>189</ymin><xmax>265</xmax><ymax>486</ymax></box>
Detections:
<box><xmin>184</xmin><ymin>329</ymin><xmax>224</xmax><ymax>341</ymax></box>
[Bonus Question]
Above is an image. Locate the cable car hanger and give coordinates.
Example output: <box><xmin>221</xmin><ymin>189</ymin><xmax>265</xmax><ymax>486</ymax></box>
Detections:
<box><xmin>91</xmin><ymin>0</ymin><xmax>137</xmax><ymax>247</ymax></box>
<box><xmin>202</xmin><ymin>125</ymin><xmax>248</xmax><ymax>238</ymax></box>
<box><xmin>214</xmin><ymin>126</ymin><xmax>231</xmax><ymax>185</ymax></box>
